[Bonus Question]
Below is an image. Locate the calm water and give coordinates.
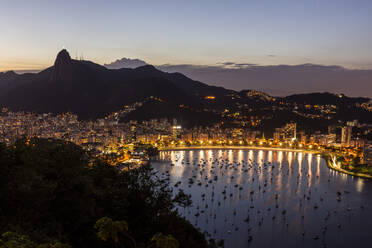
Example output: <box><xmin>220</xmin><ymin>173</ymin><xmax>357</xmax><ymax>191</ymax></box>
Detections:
<box><xmin>151</xmin><ymin>149</ymin><xmax>372</xmax><ymax>248</ymax></box>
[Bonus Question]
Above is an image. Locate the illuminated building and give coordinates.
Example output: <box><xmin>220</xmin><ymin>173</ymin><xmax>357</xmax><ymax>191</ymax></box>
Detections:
<box><xmin>341</xmin><ymin>126</ymin><xmax>352</xmax><ymax>146</ymax></box>
<box><xmin>172</xmin><ymin>125</ymin><xmax>182</xmax><ymax>139</ymax></box>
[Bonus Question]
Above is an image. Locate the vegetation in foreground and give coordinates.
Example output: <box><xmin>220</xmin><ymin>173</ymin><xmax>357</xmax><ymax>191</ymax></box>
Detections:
<box><xmin>0</xmin><ymin>138</ymin><xmax>216</xmax><ymax>248</ymax></box>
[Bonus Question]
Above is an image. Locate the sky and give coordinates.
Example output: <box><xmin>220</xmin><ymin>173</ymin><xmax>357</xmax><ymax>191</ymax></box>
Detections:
<box><xmin>1</xmin><ymin>0</ymin><xmax>372</xmax><ymax>71</ymax></box>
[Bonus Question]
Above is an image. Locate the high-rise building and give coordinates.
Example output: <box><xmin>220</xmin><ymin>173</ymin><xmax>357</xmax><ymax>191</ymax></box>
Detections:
<box><xmin>172</xmin><ymin>125</ymin><xmax>182</xmax><ymax>139</ymax></box>
<box><xmin>273</xmin><ymin>128</ymin><xmax>281</xmax><ymax>141</ymax></box>
<box><xmin>328</xmin><ymin>125</ymin><xmax>336</xmax><ymax>135</ymax></box>
<box><xmin>283</xmin><ymin>122</ymin><xmax>296</xmax><ymax>141</ymax></box>
<box><xmin>341</xmin><ymin>126</ymin><xmax>352</xmax><ymax>146</ymax></box>
<box><xmin>171</xmin><ymin>119</ymin><xmax>182</xmax><ymax>140</ymax></box>
<box><xmin>298</xmin><ymin>130</ymin><xmax>306</xmax><ymax>143</ymax></box>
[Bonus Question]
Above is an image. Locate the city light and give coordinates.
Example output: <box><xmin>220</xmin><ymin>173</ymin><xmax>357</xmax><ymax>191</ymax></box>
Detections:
<box><xmin>204</xmin><ymin>96</ymin><xmax>216</xmax><ymax>100</ymax></box>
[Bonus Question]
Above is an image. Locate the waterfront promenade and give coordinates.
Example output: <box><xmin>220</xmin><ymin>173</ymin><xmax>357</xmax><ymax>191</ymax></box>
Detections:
<box><xmin>159</xmin><ymin>145</ymin><xmax>372</xmax><ymax>179</ymax></box>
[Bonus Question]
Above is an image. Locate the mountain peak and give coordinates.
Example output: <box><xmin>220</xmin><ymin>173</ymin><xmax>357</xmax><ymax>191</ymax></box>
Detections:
<box><xmin>50</xmin><ymin>49</ymin><xmax>73</xmax><ymax>82</ymax></box>
<box><xmin>4</xmin><ymin>70</ymin><xmax>17</xmax><ymax>76</ymax></box>
<box><xmin>55</xmin><ymin>49</ymin><xmax>72</xmax><ymax>66</ymax></box>
<box><xmin>0</xmin><ymin>70</ymin><xmax>18</xmax><ymax>81</ymax></box>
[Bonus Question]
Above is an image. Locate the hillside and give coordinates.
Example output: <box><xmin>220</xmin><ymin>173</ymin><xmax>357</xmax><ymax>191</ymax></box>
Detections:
<box><xmin>0</xmin><ymin>50</ymin><xmax>232</xmax><ymax>119</ymax></box>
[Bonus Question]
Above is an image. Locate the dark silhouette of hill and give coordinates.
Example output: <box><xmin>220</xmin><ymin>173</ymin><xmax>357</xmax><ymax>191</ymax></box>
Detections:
<box><xmin>120</xmin><ymin>99</ymin><xmax>223</xmax><ymax>127</ymax></box>
<box><xmin>284</xmin><ymin>92</ymin><xmax>368</xmax><ymax>106</ymax></box>
<box><xmin>284</xmin><ymin>92</ymin><xmax>371</xmax><ymax>124</ymax></box>
<box><xmin>0</xmin><ymin>50</ymin><xmax>232</xmax><ymax>119</ymax></box>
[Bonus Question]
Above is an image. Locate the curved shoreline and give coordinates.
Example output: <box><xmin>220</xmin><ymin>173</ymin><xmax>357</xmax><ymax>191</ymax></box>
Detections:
<box><xmin>158</xmin><ymin>145</ymin><xmax>372</xmax><ymax>179</ymax></box>
<box><xmin>159</xmin><ymin>145</ymin><xmax>317</xmax><ymax>154</ymax></box>
<box><xmin>325</xmin><ymin>158</ymin><xmax>372</xmax><ymax>179</ymax></box>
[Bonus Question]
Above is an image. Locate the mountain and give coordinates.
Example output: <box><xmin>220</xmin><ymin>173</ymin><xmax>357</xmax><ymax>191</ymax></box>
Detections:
<box><xmin>15</xmin><ymin>58</ymin><xmax>372</xmax><ymax>98</ymax></box>
<box><xmin>0</xmin><ymin>71</ymin><xmax>18</xmax><ymax>87</ymax></box>
<box><xmin>0</xmin><ymin>50</ymin><xmax>232</xmax><ymax>119</ymax></box>
<box><xmin>104</xmin><ymin>57</ymin><xmax>147</xmax><ymax>69</ymax></box>
<box><xmin>156</xmin><ymin>63</ymin><xmax>372</xmax><ymax>98</ymax></box>
<box><xmin>283</xmin><ymin>92</ymin><xmax>368</xmax><ymax>106</ymax></box>
<box><xmin>1</xmin><ymin>50</ymin><xmax>370</xmax><ymax>129</ymax></box>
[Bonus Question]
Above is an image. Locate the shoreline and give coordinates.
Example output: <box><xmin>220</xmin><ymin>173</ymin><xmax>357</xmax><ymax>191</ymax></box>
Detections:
<box><xmin>159</xmin><ymin>145</ymin><xmax>318</xmax><ymax>154</ymax></box>
<box><xmin>158</xmin><ymin>145</ymin><xmax>372</xmax><ymax>179</ymax></box>
<box><xmin>324</xmin><ymin>157</ymin><xmax>372</xmax><ymax>179</ymax></box>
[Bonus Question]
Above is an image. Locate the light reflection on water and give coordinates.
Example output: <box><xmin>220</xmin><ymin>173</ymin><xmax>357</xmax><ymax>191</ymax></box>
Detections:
<box><xmin>152</xmin><ymin>149</ymin><xmax>372</xmax><ymax>248</ymax></box>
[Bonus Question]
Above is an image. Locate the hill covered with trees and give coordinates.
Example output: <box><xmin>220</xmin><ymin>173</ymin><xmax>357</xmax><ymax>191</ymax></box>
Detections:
<box><xmin>0</xmin><ymin>138</ymin><xmax>216</xmax><ymax>248</ymax></box>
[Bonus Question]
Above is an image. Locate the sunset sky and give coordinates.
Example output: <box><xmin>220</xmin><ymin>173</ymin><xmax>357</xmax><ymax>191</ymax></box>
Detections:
<box><xmin>1</xmin><ymin>0</ymin><xmax>372</xmax><ymax>71</ymax></box>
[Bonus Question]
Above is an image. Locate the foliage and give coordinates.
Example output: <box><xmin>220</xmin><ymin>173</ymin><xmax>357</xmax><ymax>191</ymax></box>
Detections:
<box><xmin>0</xmin><ymin>232</ymin><xmax>70</xmax><ymax>248</ymax></box>
<box><xmin>94</xmin><ymin>218</ymin><xmax>128</xmax><ymax>243</ymax></box>
<box><xmin>172</xmin><ymin>190</ymin><xmax>192</xmax><ymax>208</ymax></box>
<box><xmin>347</xmin><ymin>164</ymin><xmax>372</xmax><ymax>176</ymax></box>
<box><xmin>0</xmin><ymin>138</ymin><xmax>209</xmax><ymax>248</ymax></box>
<box><xmin>149</xmin><ymin>233</ymin><xmax>179</xmax><ymax>248</ymax></box>
<box><xmin>146</xmin><ymin>146</ymin><xmax>160</xmax><ymax>157</ymax></box>
<box><xmin>134</xmin><ymin>144</ymin><xmax>159</xmax><ymax>157</ymax></box>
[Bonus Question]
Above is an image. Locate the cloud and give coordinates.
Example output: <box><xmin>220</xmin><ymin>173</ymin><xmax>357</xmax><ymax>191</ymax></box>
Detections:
<box><xmin>221</xmin><ymin>62</ymin><xmax>235</xmax><ymax>66</ymax></box>
<box><xmin>234</xmin><ymin>63</ymin><xmax>258</xmax><ymax>67</ymax></box>
<box><xmin>219</xmin><ymin>62</ymin><xmax>258</xmax><ymax>69</ymax></box>
<box><xmin>104</xmin><ymin>57</ymin><xmax>147</xmax><ymax>69</ymax></box>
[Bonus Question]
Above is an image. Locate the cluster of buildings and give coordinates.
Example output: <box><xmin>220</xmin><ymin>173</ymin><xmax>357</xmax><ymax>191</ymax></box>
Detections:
<box><xmin>272</xmin><ymin>121</ymin><xmax>367</xmax><ymax>148</ymax></box>
<box><xmin>0</xmin><ymin>110</ymin><xmax>129</xmax><ymax>150</ymax></box>
<box><xmin>1</xmin><ymin>107</ymin><xmax>371</xmax><ymax>165</ymax></box>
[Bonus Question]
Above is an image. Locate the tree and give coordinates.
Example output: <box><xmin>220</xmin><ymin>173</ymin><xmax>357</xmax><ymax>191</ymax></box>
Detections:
<box><xmin>0</xmin><ymin>138</ymin><xmax>211</xmax><ymax>248</ymax></box>
<box><xmin>94</xmin><ymin>217</ymin><xmax>135</xmax><ymax>248</ymax></box>
<box><xmin>145</xmin><ymin>146</ymin><xmax>159</xmax><ymax>157</ymax></box>
<box><xmin>350</xmin><ymin>156</ymin><xmax>361</xmax><ymax>166</ymax></box>
<box><xmin>0</xmin><ymin>232</ymin><xmax>70</xmax><ymax>248</ymax></box>
<box><xmin>149</xmin><ymin>233</ymin><xmax>179</xmax><ymax>248</ymax></box>
<box><xmin>172</xmin><ymin>189</ymin><xmax>192</xmax><ymax>208</ymax></box>
<box><xmin>0</xmin><ymin>232</ymin><xmax>35</xmax><ymax>248</ymax></box>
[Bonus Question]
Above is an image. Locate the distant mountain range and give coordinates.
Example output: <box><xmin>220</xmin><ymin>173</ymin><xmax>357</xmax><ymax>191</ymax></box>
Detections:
<box><xmin>104</xmin><ymin>58</ymin><xmax>372</xmax><ymax>97</ymax></box>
